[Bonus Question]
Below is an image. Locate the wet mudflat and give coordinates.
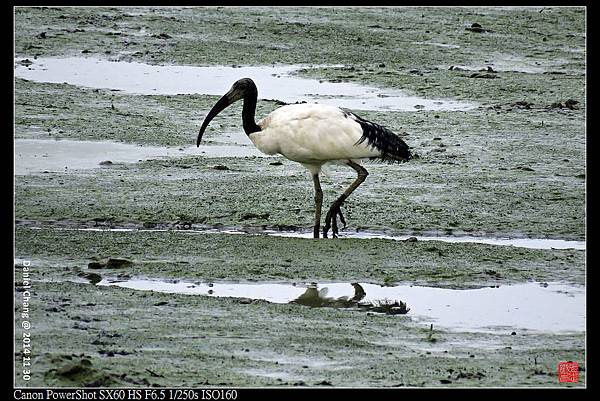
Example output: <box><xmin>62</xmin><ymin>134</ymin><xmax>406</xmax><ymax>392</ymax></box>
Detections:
<box><xmin>14</xmin><ymin>6</ymin><xmax>585</xmax><ymax>387</ymax></box>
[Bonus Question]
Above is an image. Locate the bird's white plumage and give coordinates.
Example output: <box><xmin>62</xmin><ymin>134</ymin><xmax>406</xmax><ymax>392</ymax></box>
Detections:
<box><xmin>250</xmin><ymin>104</ymin><xmax>380</xmax><ymax>173</ymax></box>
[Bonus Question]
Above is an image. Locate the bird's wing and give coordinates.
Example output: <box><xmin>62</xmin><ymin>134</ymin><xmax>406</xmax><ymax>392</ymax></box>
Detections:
<box><xmin>257</xmin><ymin>104</ymin><xmax>381</xmax><ymax>163</ymax></box>
<box><xmin>255</xmin><ymin>104</ymin><xmax>411</xmax><ymax>164</ymax></box>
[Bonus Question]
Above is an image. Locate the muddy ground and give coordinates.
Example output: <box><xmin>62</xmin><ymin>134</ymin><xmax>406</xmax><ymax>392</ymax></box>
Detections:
<box><xmin>14</xmin><ymin>6</ymin><xmax>585</xmax><ymax>388</ymax></box>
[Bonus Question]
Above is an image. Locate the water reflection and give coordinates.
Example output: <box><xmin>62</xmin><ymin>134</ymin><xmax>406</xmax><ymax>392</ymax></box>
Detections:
<box><xmin>292</xmin><ymin>283</ymin><xmax>409</xmax><ymax>315</ymax></box>
<box><xmin>95</xmin><ymin>278</ymin><xmax>585</xmax><ymax>332</ymax></box>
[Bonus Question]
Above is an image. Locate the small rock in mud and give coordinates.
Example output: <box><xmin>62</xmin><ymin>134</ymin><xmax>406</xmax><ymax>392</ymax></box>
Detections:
<box><xmin>466</xmin><ymin>23</ymin><xmax>487</xmax><ymax>33</ymax></box>
<box><xmin>57</xmin><ymin>360</ymin><xmax>92</xmax><ymax>375</ymax></box>
<box><xmin>564</xmin><ymin>99</ymin><xmax>579</xmax><ymax>109</ymax></box>
<box><xmin>549</xmin><ymin>100</ymin><xmax>579</xmax><ymax>110</ymax></box>
<box><xmin>99</xmin><ymin>160</ymin><xmax>113</xmax><ymax>166</ymax></box>
<box><xmin>45</xmin><ymin>306</ymin><xmax>65</xmax><ymax>313</ymax></box>
<box><xmin>469</xmin><ymin>72</ymin><xmax>498</xmax><ymax>79</ymax></box>
<box><xmin>236</xmin><ymin>298</ymin><xmax>254</xmax><ymax>304</ymax></box>
<box><xmin>52</xmin><ymin>364</ymin><xmax>111</xmax><ymax>386</ymax></box>
<box><xmin>77</xmin><ymin>272</ymin><xmax>102</xmax><ymax>284</ymax></box>
<box><xmin>514</xmin><ymin>101</ymin><xmax>534</xmax><ymax>109</ymax></box>
<box><xmin>88</xmin><ymin>262</ymin><xmax>104</xmax><ymax>269</ymax></box>
<box><xmin>515</xmin><ymin>166</ymin><xmax>535</xmax><ymax>172</ymax></box>
<box><xmin>18</xmin><ymin>59</ymin><xmax>34</xmax><ymax>66</ymax></box>
<box><xmin>440</xmin><ymin>379</ymin><xmax>453</xmax><ymax>384</ymax></box>
<box><xmin>405</xmin><ymin>236</ymin><xmax>418</xmax><ymax>242</ymax></box>
<box><xmin>72</xmin><ymin>315</ymin><xmax>93</xmax><ymax>322</ymax></box>
<box><xmin>240</xmin><ymin>212</ymin><xmax>270</xmax><ymax>220</ymax></box>
<box><xmin>315</xmin><ymin>380</ymin><xmax>333</xmax><ymax>385</ymax></box>
<box><xmin>212</xmin><ymin>165</ymin><xmax>230</xmax><ymax>170</ymax></box>
<box><xmin>269</xmin><ymin>161</ymin><xmax>284</xmax><ymax>166</ymax></box>
<box><xmin>106</xmin><ymin>258</ymin><xmax>133</xmax><ymax>268</ymax></box>
<box><xmin>88</xmin><ymin>258</ymin><xmax>133</xmax><ymax>269</ymax></box>
<box><xmin>37</xmin><ymin>32</ymin><xmax>47</xmax><ymax>39</ymax></box>
<box><xmin>456</xmin><ymin>371</ymin><xmax>486</xmax><ymax>379</ymax></box>
<box><xmin>152</xmin><ymin>33</ymin><xmax>172</xmax><ymax>39</ymax></box>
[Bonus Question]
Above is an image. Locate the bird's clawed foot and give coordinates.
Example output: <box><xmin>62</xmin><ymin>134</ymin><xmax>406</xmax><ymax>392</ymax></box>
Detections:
<box><xmin>323</xmin><ymin>203</ymin><xmax>346</xmax><ymax>238</ymax></box>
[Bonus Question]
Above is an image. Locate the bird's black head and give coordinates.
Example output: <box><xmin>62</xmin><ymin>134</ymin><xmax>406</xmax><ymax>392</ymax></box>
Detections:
<box><xmin>229</xmin><ymin>78</ymin><xmax>257</xmax><ymax>100</ymax></box>
<box><xmin>197</xmin><ymin>78</ymin><xmax>258</xmax><ymax>146</ymax></box>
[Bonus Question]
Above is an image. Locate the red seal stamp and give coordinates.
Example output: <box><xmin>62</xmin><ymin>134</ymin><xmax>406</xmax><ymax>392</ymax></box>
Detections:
<box><xmin>558</xmin><ymin>361</ymin><xmax>579</xmax><ymax>383</ymax></box>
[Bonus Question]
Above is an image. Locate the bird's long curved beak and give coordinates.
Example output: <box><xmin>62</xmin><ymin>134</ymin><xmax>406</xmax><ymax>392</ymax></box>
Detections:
<box><xmin>197</xmin><ymin>93</ymin><xmax>232</xmax><ymax>147</ymax></box>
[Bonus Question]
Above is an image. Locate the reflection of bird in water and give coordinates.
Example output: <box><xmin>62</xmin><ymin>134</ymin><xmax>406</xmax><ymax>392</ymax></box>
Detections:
<box><xmin>350</xmin><ymin>282</ymin><xmax>366</xmax><ymax>302</ymax></box>
<box><xmin>292</xmin><ymin>283</ymin><xmax>366</xmax><ymax>308</ymax></box>
<box><xmin>291</xmin><ymin>282</ymin><xmax>410</xmax><ymax>315</ymax></box>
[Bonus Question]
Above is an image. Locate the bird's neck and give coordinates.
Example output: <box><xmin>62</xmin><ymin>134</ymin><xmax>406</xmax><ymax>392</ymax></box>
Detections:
<box><xmin>242</xmin><ymin>93</ymin><xmax>261</xmax><ymax>135</ymax></box>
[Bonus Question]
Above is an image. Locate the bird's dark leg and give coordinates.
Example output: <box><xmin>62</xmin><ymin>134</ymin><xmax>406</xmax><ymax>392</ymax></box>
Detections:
<box><xmin>312</xmin><ymin>173</ymin><xmax>323</xmax><ymax>239</ymax></box>
<box><xmin>323</xmin><ymin>160</ymin><xmax>369</xmax><ymax>238</ymax></box>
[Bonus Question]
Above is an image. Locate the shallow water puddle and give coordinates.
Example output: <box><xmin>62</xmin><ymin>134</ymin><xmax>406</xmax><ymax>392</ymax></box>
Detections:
<box><xmin>27</xmin><ymin>224</ymin><xmax>585</xmax><ymax>251</ymax></box>
<box><xmin>260</xmin><ymin>229</ymin><xmax>586</xmax><ymax>250</ymax></box>
<box><xmin>97</xmin><ymin>279</ymin><xmax>585</xmax><ymax>333</ymax></box>
<box><xmin>14</xmin><ymin>57</ymin><xmax>476</xmax><ymax>112</ymax></box>
<box><xmin>14</xmin><ymin>138</ymin><xmax>267</xmax><ymax>174</ymax></box>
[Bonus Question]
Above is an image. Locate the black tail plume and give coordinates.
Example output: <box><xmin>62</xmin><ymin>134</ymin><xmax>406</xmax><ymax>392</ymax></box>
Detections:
<box><xmin>347</xmin><ymin>111</ymin><xmax>412</xmax><ymax>163</ymax></box>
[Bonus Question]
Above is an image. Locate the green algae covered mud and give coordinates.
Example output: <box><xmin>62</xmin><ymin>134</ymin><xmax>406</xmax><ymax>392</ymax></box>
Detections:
<box><xmin>14</xmin><ymin>6</ymin><xmax>585</xmax><ymax>388</ymax></box>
